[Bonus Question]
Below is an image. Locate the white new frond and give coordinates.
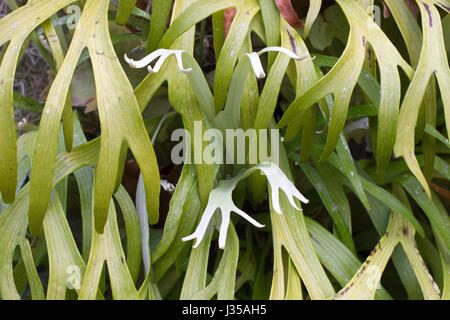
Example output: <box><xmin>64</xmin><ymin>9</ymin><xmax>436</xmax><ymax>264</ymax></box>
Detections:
<box><xmin>183</xmin><ymin>162</ymin><xmax>308</xmax><ymax>249</ymax></box>
<box><xmin>246</xmin><ymin>47</ymin><xmax>314</xmax><ymax>79</ymax></box>
<box><xmin>124</xmin><ymin>49</ymin><xmax>192</xmax><ymax>74</ymax></box>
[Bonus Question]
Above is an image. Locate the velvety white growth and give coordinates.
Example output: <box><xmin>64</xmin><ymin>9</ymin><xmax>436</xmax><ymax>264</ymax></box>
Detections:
<box><xmin>160</xmin><ymin>179</ymin><xmax>175</xmax><ymax>192</ymax></box>
<box><xmin>258</xmin><ymin>163</ymin><xmax>309</xmax><ymax>215</ymax></box>
<box><xmin>182</xmin><ymin>178</ymin><xmax>264</xmax><ymax>249</ymax></box>
<box><xmin>246</xmin><ymin>47</ymin><xmax>313</xmax><ymax>79</ymax></box>
<box><xmin>183</xmin><ymin>162</ymin><xmax>308</xmax><ymax>249</ymax></box>
<box><xmin>124</xmin><ymin>49</ymin><xmax>192</xmax><ymax>73</ymax></box>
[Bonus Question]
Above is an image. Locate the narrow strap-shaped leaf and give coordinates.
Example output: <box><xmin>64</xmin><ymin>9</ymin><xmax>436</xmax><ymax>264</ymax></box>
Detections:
<box><xmin>384</xmin><ymin>0</ymin><xmax>438</xmax><ymax>184</ymax></box>
<box><xmin>0</xmin><ymin>0</ymin><xmax>76</xmax><ymax>47</ymax></box>
<box><xmin>135</xmin><ymin>172</ymin><xmax>151</xmax><ymax>277</ymax></box>
<box><xmin>19</xmin><ymin>239</ymin><xmax>45</xmax><ymax>300</ymax></box>
<box><xmin>116</xmin><ymin>0</ymin><xmax>138</xmax><ymax>25</ymax></box>
<box><xmin>235</xmin><ymin>234</ymin><xmax>257</xmax><ymax>291</ymax></box>
<box><xmin>425</xmin><ymin>124</ymin><xmax>450</xmax><ymax>149</ymax></box>
<box><xmin>152</xmin><ymin>176</ymin><xmax>201</xmax><ymax>281</ymax></box>
<box><xmin>44</xmin><ymin>192</ymin><xmax>86</xmax><ymax>299</ymax></box>
<box><xmin>28</xmin><ymin>8</ymin><xmax>88</xmax><ymax>235</ymax></box>
<box><xmin>90</xmin><ymin>1</ymin><xmax>160</xmax><ymax>232</ymax></box>
<box><xmin>394</xmin><ymin>0</ymin><xmax>449</xmax><ymax>198</ymax></box>
<box><xmin>314</xmin><ymin>143</ymin><xmax>426</xmax><ymax>237</ymax></box>
<box><xmin>159</xmin><ymin>0</ymin><xmax>263</xmax><ymax>112</ymax></box>
<box><xmin>132</xmin><ymin>1</ymin><xmax>217</xmax><ymax>209</ymax></box>
<box><xmin>336</xmin><ymin>134</ymin><xmax>370</xmax><ymax>209</ymax></box>
<box><xmin>147</xmin><ymin>0</ymin><xmax>174</xmax><ymax>52</ymax></box>
<box><xmin>362</xmin><ymin>193</ymin><xmax>424</xmax><ymax>299</ymax></box>
<box><xmin>182</xmin><ymin>53</ymin><xmax>216</xmax><ymax>124</ymax></box>
<box><xmin>152</xmin><ymin>164</ymin><xmax>197</xmax><ymax>261</ymax></box>
<box><xmin>0</xmin><ymin>0</ymin><xmax>76</xmax><ymax>205</ymax></box>
<box><xmin>283</xmin><ymin>21</ymin><xmax>322</xmax><ymax>160</ymax></box>
<box><xmin>360</xmin><ymin>177</ymin><xmax>425</xmax><ymax>237</ymax></box>
<box><xmin>433</xmin><ymin>225</ymin><xmax>450</xmax><ymax>299</ymax></box>
<box><xmin>160</xmin><ymin>0</ymin><xmax>257</xmax><ymax>50</ymax></box>
<box><xmin>258</xmin><ymin>0</ymin><xmax>280</xmax><ymax>68</ymax></box>
<box><xmin>0</xmin><ymin>138</ymin><xmax>101</xmax><ymax>299</ymax></box>
<box><xmin>114</xmin><ymin>186</ymin><xmax>142</xmax><ymax>283</ymax></box>
<box><xmin>0</xmin><ymin>38</ymin><xmax>24</xmax><ymax>204</ymax></box>
<box><xmin>165</xmin><ymin>5</ymin><xmax>216</xmax><ymax>207</ymax></box>
<box><xmin>212</xmin><ymin>10</ymin><xmax>225</xmax><ymax>59</ymax></box>
<box><xmin>0</xmin><ymin>188</ymin><xmax>32</xmax><ymax>299</ymax></box>
<box><xmin>42</xmin><ymin>19</ymin><xmax>73</xmax><ymax>152</ymax></box>
<box><xmin>12</xmin><ymin>237</ymin><xmax>47</xmax><ymax>296</ymax></box>
<box><xmin>301</xmin><ymin>162</ymin><xmax>356</xmax><ymax>254</ymax></box>
<box><xmin>240</xmin><ymin>36</ymin><xmax>260</xmax><ymax>131</ymax></box>
<box><xmin>213</xmin><ymin>0</ymin><xmax>260</xmax><ymax>112</ymax></box>
<box><xmin>215</xmin><ymin>56</ymin><xmax>252</xmax><ymax>130</ymax></box>
<box><xmin>314</xmin><ymin>54</ymin><xmax>381</xmax><ymax>108</ymax></box>
<box><xmin>303</xmin><ymin>0</ymin><xmax>321</xmax><ymax>38</ymax></box>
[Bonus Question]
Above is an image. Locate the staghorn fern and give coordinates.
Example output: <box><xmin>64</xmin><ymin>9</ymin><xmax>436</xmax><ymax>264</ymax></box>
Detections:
<box><xmin>0</xmin><ymin>0</ymin><xmax>448</xmax><ymax>300</ymax></box>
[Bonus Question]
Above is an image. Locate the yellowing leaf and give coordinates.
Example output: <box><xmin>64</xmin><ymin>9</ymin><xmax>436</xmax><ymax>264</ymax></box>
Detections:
<box><xmin>28</xmin><ymin>0</ymin><xmax>160</xmax><ymax>235</ymax></box>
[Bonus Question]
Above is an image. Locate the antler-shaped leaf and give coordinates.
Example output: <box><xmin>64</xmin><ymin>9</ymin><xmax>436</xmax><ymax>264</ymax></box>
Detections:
<box><xmin>0</xmin><ymin>0</ymin><xmax>76</xmax><ymax>204</ymax></box>
<box><xmin>180</xmin><ymin>209</ymin><xmax>240</xmax><ymax>300</ymax></box>
<box><xmin>180</xmin><ymin>160</ymin><xmax>321</xmax><ymax>300</ymax></box>
<box><xmin>29</xmin><ymin>0</ymin><xmax>160</xmax><ymax>235</ymax></box>
<box><xmin>393</xmin><ymin>0</ymin><xmax>449</xmax><ymax>198</ymax></box>
<box><xmin>1</xmin><ymin>112</ymin><xmax>144</xmax><ymax>300</ymax></box>
<box><xmin>268</xmin><ymin>149</ymin><xmax>335</xmax><ymax>299</ymax></box>
<box><xmin>0</xmin><ymin>126</ymin><xmax>100</xmax><ymax>299</ymax></box>
<box><xmin>335</xmin><ymin>185</ymin><xmax>441</xmax><ymax>300</ymax></box>
<box><xmin>182</xmin><ymin>178</ymin><xmax>264</xmax><ymax>249</ymax></box>
<box><xmin>41</xmin><ymin>19</ymin><xmax>74</xmax><ymax>152</ymax></box>
<box><xmin>383</xmin><ymin>0</ymin><xmax>438</xmax><ymax>188</ymax></box>
<box><xmin>306</xmin><ymin>217</ymin><xmax>392</xmax><ymax>299</ymax></box>
<box><xmin>182</xmin><ymin>162</ymin><xmax>307</xmax><ymax>249</ymax></box>
<box><xmin>79</xmin><ymin>187</ymin><xmax>141</xmax><ymax>300</ymax></box>
<box><xmin>278</xmin><ymin>0</ymin><xmax>414</xmax><ymax>180</ymax></box>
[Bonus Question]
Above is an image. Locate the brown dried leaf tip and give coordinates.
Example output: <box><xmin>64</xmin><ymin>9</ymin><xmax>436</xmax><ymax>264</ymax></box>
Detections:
<box><xmin>224</xmin><ymin>1</ymin><xmax>304</xmax><ymax>38</ymax></box>
<box><xmin>275</xmin><ymin>0</ymin><xmax>304</xmax><ymax>29</ymax></box>
<box><xmin>224</xmin><ymin>8</ymin><xmax>237</xmax><ymax>38</ymax></box>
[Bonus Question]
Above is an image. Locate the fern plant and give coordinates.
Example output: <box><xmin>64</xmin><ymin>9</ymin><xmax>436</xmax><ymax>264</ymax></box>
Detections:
<box><xmin>0</xmin><ymin>0</ymin><xmax>448</xmax><ymax>300</ymax></box>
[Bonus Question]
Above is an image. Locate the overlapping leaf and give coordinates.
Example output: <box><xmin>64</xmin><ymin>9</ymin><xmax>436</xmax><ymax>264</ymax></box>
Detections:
<box><xmin>0</xmin><ymin>0</ymin><xmax>77</xmax><ymax>204</ymax></box>
<box><xmin>28</xmin><ymin>0</ymin><xmax>160</xmax><ymax>235</ymax></box>
<box><xmin>278</xmin><ymin>0</ymin><xmax>414</xmax><ymax>182</ymax></box>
